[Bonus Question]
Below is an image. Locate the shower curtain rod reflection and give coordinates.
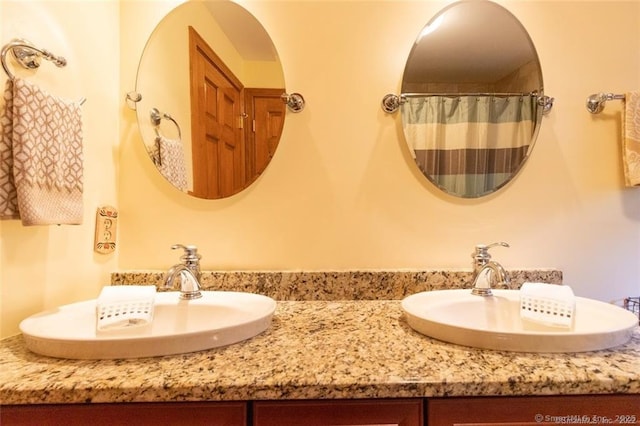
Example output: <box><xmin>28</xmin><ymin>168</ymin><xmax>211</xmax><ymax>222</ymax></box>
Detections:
<box><xmin>381</xmin><ymin>91</ymin><xmax>554</xmax><ymax>114</ymax></box>
<box><xmin>400</xmin><ymin>92</ymin><xmax>539</xmax><ymax>99</ymax></box>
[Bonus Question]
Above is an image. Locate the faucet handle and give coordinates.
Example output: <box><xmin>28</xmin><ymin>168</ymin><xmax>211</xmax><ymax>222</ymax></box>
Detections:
<box><xmin>171</xmin><ymin>244</ymin><xmax>201</xmax><ymax>263</ymax></box>
<box><xmin>476</xmin><ymin>242</ymin><xmax>509</xmax><ymax>252</ymax></box>
<box><xmin>472</xmin><ymin>242</ymin><xmax>509</xmax><ymax>263</ymax></box>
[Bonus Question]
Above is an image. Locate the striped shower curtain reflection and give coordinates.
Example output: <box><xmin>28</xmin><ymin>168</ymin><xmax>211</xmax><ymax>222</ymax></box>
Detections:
<box><xmin>402</xmin><ymin>95</ymin><xmax>537</xmax><ymax>197</ymax></box>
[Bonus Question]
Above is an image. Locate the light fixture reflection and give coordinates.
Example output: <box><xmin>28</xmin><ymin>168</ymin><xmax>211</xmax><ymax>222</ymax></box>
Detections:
<box><xmin>418</xmin><ymin>15</ymin><xmax>444</xmax><ymax>40</ymax></box>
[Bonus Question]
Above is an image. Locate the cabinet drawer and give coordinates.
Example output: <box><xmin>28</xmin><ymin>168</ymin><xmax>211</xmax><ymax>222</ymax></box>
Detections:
<box><xmin>253</xmin><ymin>398</ymin><xmax>423</xmax><ymax>426</ymax></box>
<box><xmin>1</xmin><ymin>401</ymin><xmax>247</xmax><ymax>426</ymax></box>
<box><xmin>427</xmin><ymin>395</ymin><xmax>639</xmax><ymax>426</ymax></box>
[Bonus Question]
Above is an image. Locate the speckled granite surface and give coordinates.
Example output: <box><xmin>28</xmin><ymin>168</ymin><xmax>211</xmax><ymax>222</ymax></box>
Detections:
<box><xmin>112</xmin><ymin>269</ymin><xmax>563</xmax><ymax>300</ymax></box>
<box><xmin>1</xmin><ymin>300</ymin><xmax>638</xmax><ymax>405</ymax></box>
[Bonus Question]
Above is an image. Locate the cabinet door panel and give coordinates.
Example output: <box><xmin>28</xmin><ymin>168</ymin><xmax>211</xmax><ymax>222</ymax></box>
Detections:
<box><xmin>1</xmin><ymin>402</ymin><xmax>247</xmax><ymax>426</ymax></box>
<box><xmin>428</xmin><ymin>395</ymin><xmax>639</xmax><ymax>426</ymax></box>
<box><xmin>253</xmin><ymin>399</ymin><xmax>422</xmax><ymax>426</ymax></box>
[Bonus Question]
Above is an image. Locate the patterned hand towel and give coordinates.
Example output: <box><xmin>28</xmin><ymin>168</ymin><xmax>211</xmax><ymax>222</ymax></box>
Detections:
<box><xmin>154</xmin><ymin>135</ymin><xmax>188</xmax><ymax>192</ymax></box>
<box><xmin>623</xmin><ymin>91</ymin><xmax>640</xmax><ymax>187</ymax></box>
<box><xmin>0</xmin><ymin>79</ymin><xmax>19</xmax><ymax>219</ymax></box>
<box><xmin>4</xmin><ymin>78</ymin><xmax>83</xmax><ymax>225</ymax></box>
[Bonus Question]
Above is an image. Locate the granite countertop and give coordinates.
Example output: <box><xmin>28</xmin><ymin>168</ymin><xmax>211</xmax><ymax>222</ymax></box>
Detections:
<box><xmin>1</xmin><ymin>299</ymin><xmax>639</xmax><ymax>405</ymax></box>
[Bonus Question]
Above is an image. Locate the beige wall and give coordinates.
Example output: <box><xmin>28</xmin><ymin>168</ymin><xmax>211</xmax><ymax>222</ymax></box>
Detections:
<box><xmin>0</xmin><ymin>1</ymin><xmax>120</xmax><ymax>337</ymax></box>
<box><xmin>120</xmin><ymin>0</ymin><xmax>640</xmax><ymax>294</ymax></box>
<box><xmin>1</xmin><ymin>0</ymin><xmax>639</xmax><ymax>338</ymax></box>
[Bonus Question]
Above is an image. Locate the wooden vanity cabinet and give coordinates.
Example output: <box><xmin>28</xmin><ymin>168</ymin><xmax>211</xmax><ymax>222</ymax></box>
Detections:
<box><xmin>427</xmin><ymin>395</ymin><xmax>640</xmax><ymax>426</ymax></box>
<box><xmin>252</xmin><ymin>398</ymin><xmax>423</xmax><ymax>426</ymax></box>
<box><xmin>0</xmin><ymin>402</ymin><xmax>247</xmax><ymax>426</ymax></box>
<box><xmin>3</xmin><ymin>395</ymin><xmax>639</xmax><ymax>425</ymax></box>
<box><xmin>1</xmin><ymin>399</ymin><xmax>422</xmax><ymax>426</ymax></box>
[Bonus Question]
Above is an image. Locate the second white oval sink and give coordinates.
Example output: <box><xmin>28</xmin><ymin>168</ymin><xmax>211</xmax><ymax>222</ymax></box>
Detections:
<box><xmin>402</xmin><ymin>289</ymin><xmax>638</xmax><ymax>352</ymax></box>
<box><xmin>20</xmin><ymin>291</ymin><xmax>277</xmax><ymax>359</ymax></box>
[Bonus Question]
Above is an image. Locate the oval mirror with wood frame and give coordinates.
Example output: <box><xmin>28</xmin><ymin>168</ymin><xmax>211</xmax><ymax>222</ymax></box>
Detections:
<box><xmin>135</xmin><ymin>1</ymin><xmax>286</xmax><ymax>199</ymax></box>
<box><xmin>400</xmin><ymin>0</ymin><xmax>550</xmax><ymax>198</ymax></box>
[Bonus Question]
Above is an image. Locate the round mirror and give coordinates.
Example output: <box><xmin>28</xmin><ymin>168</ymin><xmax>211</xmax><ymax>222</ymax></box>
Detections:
<box><xmin>136</xmin><ymin>1</ymin><xmax>286</xmax><ymax>199</ymax></box>
<box><xmin>401</xmin><ymin>0</ymin><xmax>546</xmax><ymax>198</ymax></box>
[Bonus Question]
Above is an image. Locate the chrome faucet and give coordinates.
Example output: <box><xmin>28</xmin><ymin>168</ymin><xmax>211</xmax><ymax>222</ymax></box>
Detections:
<box><xmin>470</xmin><ymin>242</ymin><xmax>510</xmax><ymax>297</ymax></box>
<box><xmin>164</xmin><ymin>244</ymin><xmax>202</xmax><ymax>300</ymax></box>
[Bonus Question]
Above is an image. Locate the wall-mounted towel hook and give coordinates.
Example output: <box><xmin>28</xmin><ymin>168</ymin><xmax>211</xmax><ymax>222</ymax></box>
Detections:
<box><xmin>586</xmin><ymin>92</ymin><xmax>626</xmax><ymax>114</ymax></box>
<box><xmin>281</xmin><ymin>92</ymin><xmax>305</xmax><ymax>112</ymax></box>
<box><xmin>1</xmin><ymin>38</ymin><xmax>67</xmax><ymax>80</ymax></box>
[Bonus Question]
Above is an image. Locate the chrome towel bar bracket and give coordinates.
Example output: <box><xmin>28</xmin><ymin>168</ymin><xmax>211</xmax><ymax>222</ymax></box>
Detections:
<box><xmin>586</xmin><ymin>92</ymin><xmax>626</xmax><ymax>114</ymax></box>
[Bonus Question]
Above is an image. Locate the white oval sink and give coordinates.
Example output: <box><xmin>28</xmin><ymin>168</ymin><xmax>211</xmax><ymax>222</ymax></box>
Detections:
<box><xmin>402</xmin><ymin>289</ymin><xmax>638</xmax><ymax>352</ymax></box>
<box><xmin>19</xmin><ymin>291</ymin><xmax>277</xmax><ymax>359</ymax></box>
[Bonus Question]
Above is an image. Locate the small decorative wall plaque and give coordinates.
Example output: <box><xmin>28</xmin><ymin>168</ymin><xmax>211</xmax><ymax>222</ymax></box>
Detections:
<box><xmin>94</xmin><ymin>205</ymin><xmax>118</xmax><ymax>254</ymax></box>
